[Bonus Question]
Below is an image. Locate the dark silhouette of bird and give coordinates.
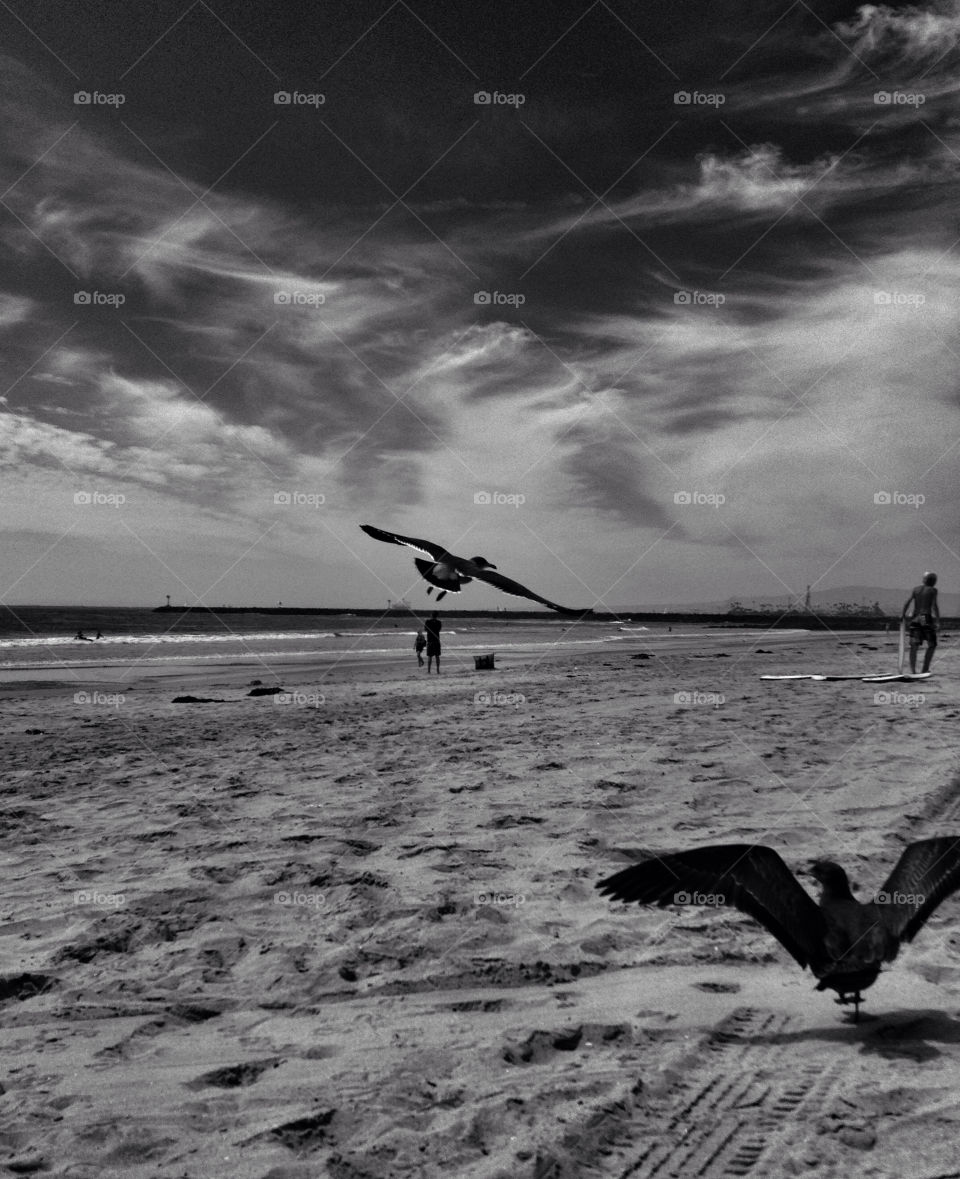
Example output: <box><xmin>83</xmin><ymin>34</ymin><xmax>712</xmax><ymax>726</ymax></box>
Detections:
<box><xmin>359</xmin><ymin>524</ymin><xmax>588</xmax><ymax>614</ymax></box>
<box><xmin>596</xmin><ymin>839</ymin><xmax>960</xmax><ymax>1019</ymax></box>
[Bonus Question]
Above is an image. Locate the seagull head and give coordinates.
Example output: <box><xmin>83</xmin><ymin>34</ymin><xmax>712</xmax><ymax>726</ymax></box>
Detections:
<box><xmin>470</xmin><ymin>557</ymin><xmax>497</xmax><ymax>569</ymax></box>
<box><xmin>808</xmin><ymin>859</ymin><xmax>855</xmax><ymax>899</ymax></box>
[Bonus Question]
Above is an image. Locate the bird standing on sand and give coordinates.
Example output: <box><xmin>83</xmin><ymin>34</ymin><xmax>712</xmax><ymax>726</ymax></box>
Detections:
<box><xmin>596</xmin><ymin>839</ymin><xmax>960</xmax><ymax>1020</ymax></box>
<box><xmin>359</xmin><ymin>524</ymin><xmax>587</xmax><ymax>615</ymax></box>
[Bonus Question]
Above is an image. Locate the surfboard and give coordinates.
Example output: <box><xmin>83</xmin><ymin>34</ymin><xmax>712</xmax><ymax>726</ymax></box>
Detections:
<box><xmin>898</xmin><ymin>618</ymin><xmax>906</xmax><ymax>673</ymax></box>
<box><xmin>862</xmin><ymin>672</ymin><xmax>931</xmax><ymax>683</ymax></box>
<box><xmin>762</xmin><ymin>672</ymin><xmax>932</xmax><ymax>683</ymax></box>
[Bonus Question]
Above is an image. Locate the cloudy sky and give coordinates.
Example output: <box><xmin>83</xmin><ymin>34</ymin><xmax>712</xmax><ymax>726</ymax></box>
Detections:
<box><xmin>2</xmin><ymin>0</ymin><xmax>958</xmax><ymax>610</ymax></box>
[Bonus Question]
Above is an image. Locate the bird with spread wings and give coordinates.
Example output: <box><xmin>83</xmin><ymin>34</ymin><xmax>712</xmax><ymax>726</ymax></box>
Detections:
<box><xmin>359</xmin><ymin>524</ymin><xmax>589</xmax><ymax>615</ymax></box>
<box><xmin>597</xmin><ymin>838</ymin><xmax>960</xmax><ymax>1019</ymax></box>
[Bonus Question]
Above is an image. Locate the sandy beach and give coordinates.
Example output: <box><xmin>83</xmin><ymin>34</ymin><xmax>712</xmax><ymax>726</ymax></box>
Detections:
<box><xmin>2</xmin><ymin>628</ymin><xmax>959</xmax><ymax>1177</ymax></box>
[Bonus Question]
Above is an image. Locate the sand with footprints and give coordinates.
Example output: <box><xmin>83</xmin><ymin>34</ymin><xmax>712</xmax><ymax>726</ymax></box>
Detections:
<box><xmin>1</xmin><ymin>629</ymin><xmax>959</xmax><ymax>1177</ymax></box>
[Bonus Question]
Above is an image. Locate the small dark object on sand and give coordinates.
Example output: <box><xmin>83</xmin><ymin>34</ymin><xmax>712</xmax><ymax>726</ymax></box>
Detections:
<box><xmin>597</xmin><ymin>838</ymin><xmax>960</xmax><ymax>1020</ymax></box>
<box><xmin>247</xmin><ymin>686</ymin><xmax>284</xmax><ymax>697</ymax></box>
<box><xmin>172</xmin><ymin>695</ymin><xmax>226</xmax><ymax>704</ymax></box>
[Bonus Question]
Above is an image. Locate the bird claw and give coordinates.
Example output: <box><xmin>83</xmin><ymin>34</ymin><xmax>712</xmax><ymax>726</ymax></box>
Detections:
<box><xmin>834</xmin><ymin>992</ymin><xmax>865</xmax><ymax>1022</ymax></box>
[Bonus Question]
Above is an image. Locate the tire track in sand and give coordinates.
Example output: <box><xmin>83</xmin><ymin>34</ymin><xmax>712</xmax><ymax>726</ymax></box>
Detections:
<box><xmin>537</xmin><ymin>1006</ymin><xmax>846</xmax><ymax>1178</ymax></box>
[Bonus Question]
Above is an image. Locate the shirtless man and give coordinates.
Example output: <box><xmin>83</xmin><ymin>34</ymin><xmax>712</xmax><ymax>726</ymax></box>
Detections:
<box><xmin>901</xmin><ymin>571</ymin><xmax>939</xmax><ymax>673</ymax></box>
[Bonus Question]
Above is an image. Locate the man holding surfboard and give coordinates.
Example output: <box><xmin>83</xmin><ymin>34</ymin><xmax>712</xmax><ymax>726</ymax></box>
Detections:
<box><xmin>901</xmin><ymin>572</ymin><xmax>939</xmax><ymax>674</ymax></box>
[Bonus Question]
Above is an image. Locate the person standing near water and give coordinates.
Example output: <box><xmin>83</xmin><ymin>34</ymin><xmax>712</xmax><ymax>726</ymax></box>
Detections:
<box><xmin>901</xmin><ymin>571</ymin><xmax>939</xmax><ymax>673</ymax></box>
<box><xmin>424</xmin><ymin>611</ymin><xmax>442</xmax><ymax>674</ymax></box>
<box><xmin>414</xmin><ymin>630</ymin><xmax>426</xmax><ymax>667</ymax></box>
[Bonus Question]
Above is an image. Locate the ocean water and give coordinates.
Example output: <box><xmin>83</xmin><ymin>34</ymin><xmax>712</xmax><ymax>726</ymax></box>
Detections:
<box><xmin>0</xmin><ymin>605</ymin><xmax>808</xmax><ymax>673</ymax></box>
<box><xmin>0</xmin><ymin>606</ymin><xmax>632</xmax><ymax>670</ymax></box>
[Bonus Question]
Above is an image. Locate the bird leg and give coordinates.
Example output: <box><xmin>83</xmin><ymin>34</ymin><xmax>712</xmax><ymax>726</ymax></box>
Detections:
<box><xmin>834</xmin><ymin>991</ymin><xmax>865</xmax><ymax>1022</ymax></box>
<box><xmin>436</xmin><ymin>591</ymin><xmax>447</xmax><ymax>601</ymax></box>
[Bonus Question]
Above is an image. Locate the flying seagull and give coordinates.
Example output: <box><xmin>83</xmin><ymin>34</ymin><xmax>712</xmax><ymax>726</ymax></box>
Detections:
<box><xmin>359</xmin><ymin>524</ymin><xmax>587</xmax><ymax>614</ymax></box>
<box><xmin>596</xmin><ymin>839</ymin><xmax>960</xmax><ymax>1019</ymax></box>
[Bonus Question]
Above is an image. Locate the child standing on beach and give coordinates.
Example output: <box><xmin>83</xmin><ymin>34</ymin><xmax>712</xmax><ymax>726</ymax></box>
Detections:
<box><xmin>414</xmin><ymin>630</ymin><xmax>426</xmax><ymax>666</ymax></box>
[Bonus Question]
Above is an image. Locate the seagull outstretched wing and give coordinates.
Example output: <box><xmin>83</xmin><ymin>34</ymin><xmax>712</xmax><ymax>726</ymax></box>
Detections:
<box><xmin>597</xmin><ymin>844</ymin><xmax>827</xmax><ymax>969</ymax></box>
<box><xmin>359</xmin><ymin>524</ymin><xmax>447</xmax><ymax>562</ymax></box>
<box><xmin>874</xmin><ymin>836</ymin><xmax>960</xmax><ymax>949</ymax></box>
<box><xmin>468</xmin><ymin>565</ymin><xmax>583</xmax><ymax>614</ymax></box>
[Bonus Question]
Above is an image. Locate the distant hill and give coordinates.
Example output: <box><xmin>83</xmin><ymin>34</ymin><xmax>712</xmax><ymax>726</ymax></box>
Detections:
<box><xmin>633</xmin><ymin>584</ymin><xmax>960</xmax><ymax>616</ymax></box>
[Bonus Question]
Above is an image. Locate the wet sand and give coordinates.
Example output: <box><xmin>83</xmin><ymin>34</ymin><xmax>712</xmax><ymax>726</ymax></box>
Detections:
<box><xmin>2</xmin><ymin>629</ymin><xmax>959</xmax><ymax>1177</ymax></box>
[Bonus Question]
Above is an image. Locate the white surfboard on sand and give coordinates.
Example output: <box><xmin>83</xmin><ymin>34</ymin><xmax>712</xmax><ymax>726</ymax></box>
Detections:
<box><xmin>761</xmin><ymin>672</ymin><xmax>932</xmax><ymax>683</ymax></box>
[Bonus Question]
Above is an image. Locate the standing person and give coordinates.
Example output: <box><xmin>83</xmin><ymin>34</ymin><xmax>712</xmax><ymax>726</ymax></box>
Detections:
<box><xmin>424</xmin><ymin>610</ymin><xmax>442</xmax><ymax>675</ymax></box>
<box><xmin>901</xmin><ymin>571</ymin><xmax>939</xmax><ymax>673</ymax></box>
<box><xmin>414</xmin><ymin>629</ymin><xmax>426</xmax><ymax>667</ymax></box>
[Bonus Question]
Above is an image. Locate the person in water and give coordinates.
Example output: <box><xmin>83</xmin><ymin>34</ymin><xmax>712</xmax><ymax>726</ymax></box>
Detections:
<box><xmin>75</xmin><ymin>630</ymin><xmax>93</xmax><ymax>641</ymax></box>
<box><xmin>424</xmin><ymin>611</ymin><xmax>442</xmax><ymax>674</ymax></box>
<box><xmin>901</xmin><ymin>571</ymin><xmax>939</xmax><ymax>673</ymax></box>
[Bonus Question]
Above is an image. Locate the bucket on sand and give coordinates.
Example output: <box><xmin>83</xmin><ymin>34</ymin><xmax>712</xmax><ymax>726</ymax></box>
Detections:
<box><xmin>474</xmin><ymin>653</ymin><xmax>496</xmax><ymax>670</ymax></box>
